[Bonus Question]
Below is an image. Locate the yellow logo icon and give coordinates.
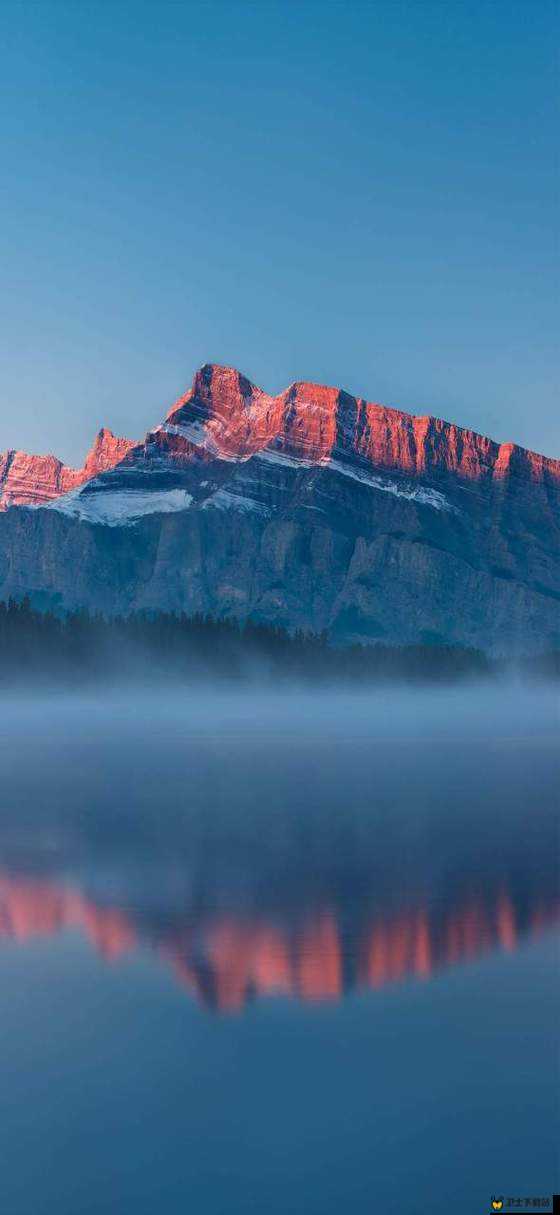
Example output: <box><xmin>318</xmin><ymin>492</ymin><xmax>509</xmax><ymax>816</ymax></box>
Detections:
<box><xmin>492</xmin><ymin>1202</ymin><xmax>503</xmax><ymax>1211</ymax></box>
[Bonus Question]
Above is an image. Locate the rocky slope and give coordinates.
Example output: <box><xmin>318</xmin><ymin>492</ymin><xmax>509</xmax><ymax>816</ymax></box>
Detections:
<box><xmin>0</xmin><ymin>428</ymin><xmax>135</xmax><ymax>509</ymax></box>
<box><xmin>0</xmin><ymin>363</ymin><xmax>558</xmax><ymax>653</ymax></box>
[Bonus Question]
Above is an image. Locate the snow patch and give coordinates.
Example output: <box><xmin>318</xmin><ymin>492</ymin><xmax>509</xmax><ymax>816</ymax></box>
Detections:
<box><xmin>159</xmin><ymin>422</ymin><xmax>251</xmax><ymax>463</ymax></box>
<box><xmin>46</xmin><ymin>487</ymin><xmax>194</xmax><ymax>526</ymax></box>
<box><xmin>256</xmin><ymin>448</ymin><xmax>313</xmax><ymax>470</ymax></box>
<box><xmin>256</xmin><ymin>450</ymin><xmax>455</xmax><ymax>511</ymax></box>
<box><xmin>326</xmin><ymin>459</ymin><xmax>454</xmax><ymax>510</ymax></box>
<box><xmin>202</xmin><ymin>489</ymin><xmax>270</xmax><ymax>516</ymax></box>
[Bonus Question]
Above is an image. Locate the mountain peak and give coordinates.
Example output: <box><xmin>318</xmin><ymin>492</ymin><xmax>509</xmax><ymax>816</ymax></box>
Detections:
<box><xmin>2</xmin><ymin>364</ymin><xmax>559</xmax><ymax>516</ymax></box>
<box><xmin>0</xmin><ymin>427</ymin><xmax>136</xmax><ymax>511</ymax></box>
<box><xmin>83</xmin><ymin>428</ymin><xmax>135</xmax><ymax>477</ymax></box>
<box><xmin>161</xmin><ymin>365</ymin><xmax>559</xmax><ymax>485</ymax></box>
<box><xmin>1</xmin><ymin>361</ymin><xmax>558</xmax><ymax>654</ymax></box>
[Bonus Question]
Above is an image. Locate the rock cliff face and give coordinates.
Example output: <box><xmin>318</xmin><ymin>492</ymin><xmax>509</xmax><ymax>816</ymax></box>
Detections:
<box><xmin>0</xmin><ymin>428</ymin><xmax>135</xmax><ymax>509</ymax></box>
<box><xmin>0</xmin><ymin>364</ymin><xmax>558</xmax><ymax>653</ymax></box>
<box><xmin>162</xmin><ymin>364</ymin><xmax>558</xmax><ymax>487</ymax></box>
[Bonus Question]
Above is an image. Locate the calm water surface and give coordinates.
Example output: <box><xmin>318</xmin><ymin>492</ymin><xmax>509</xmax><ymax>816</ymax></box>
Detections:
<box><xmin>0</xmin><ymin>686</ymin><xmax>558</xmax><ymax>1215</ymax></box>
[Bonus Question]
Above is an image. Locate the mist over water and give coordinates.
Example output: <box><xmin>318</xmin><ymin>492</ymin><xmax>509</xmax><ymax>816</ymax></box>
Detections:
<box><xmin>0</xmin><ymin>684</ymin><xmax>558</xmax><ymax>1215</ymax></box>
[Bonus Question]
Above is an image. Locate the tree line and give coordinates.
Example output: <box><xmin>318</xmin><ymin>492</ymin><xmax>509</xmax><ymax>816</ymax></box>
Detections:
<box><xmin>0</xmin><ymin>597</ymin><xmax>555</xmax><ymax>686</ymax></box>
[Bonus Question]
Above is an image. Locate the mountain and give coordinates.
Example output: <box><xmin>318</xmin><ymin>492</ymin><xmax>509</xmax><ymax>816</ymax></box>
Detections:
<box><xmin>0</xmin><ymin>427</ymin><xmax>135</xmax><ymax>510</ymax></box>
<box><xmin>0</xmin><ymin>363</ymin><xmax>558</xmax><ymax>653</ymax></box>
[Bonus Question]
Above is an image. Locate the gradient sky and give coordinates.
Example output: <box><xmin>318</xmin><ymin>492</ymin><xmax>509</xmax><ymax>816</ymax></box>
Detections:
<box><xmin>1</xmin><ymin>0</ymin><xmax>558</xmax><ymax>464</ymax></box>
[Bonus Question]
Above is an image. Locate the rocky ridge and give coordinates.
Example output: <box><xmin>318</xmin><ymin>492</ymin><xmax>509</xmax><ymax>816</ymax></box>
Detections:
<box><xmin>0</xmin><ymin>364</ymin><xmax>558</xmax><ymax>653</ymax></box>
<box><xmin>0</xmin><ymin>428</ymin><xmax>135</xmax><ymax>510</ymax></box>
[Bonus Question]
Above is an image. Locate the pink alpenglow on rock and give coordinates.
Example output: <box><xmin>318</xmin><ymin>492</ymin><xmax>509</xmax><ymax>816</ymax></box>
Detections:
<box><xmin>160</xmin><ymin>364</ymin><xmax>560</xmax><ymax>486</ymax></box>
<box><xmin>0</xmin><ymin>364</ymin><xmax>558</xmax><ymax>653</ymax></box>
<box><xmin>0</xmin><ymin>428</ymin><xmax>135</xmax><ymax>510</ymax></box>
<box><xmin>2</xmin><ymin>365</ymin><xmax>558</xmax><ymax>511</ymax></box>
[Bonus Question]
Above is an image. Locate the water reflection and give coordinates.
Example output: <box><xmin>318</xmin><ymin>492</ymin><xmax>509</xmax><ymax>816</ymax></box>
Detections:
<box><xmin>0</xmin><ymin>687</ymin><xmax>557</xmax><ymax>1014</ymax></box>
<box><xmin>0</xmin><ymin>690</ymin><xmax>557</xmax><ymax>1215</ymax></box>
<box><xmin>0</xmin><ymin>869</ymin><xmax>556</xmax><ymax>1012</ymax></box>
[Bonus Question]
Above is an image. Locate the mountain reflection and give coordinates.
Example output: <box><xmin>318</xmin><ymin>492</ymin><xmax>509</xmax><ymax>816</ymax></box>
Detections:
<box><xmin>0</xmin><ymin>871</ymin><xmax>556</xmax><ymax>1012</ymax></box>
<box><xmin>1</xmin><ymin>688</ymin><xmax>558</xmax><ymax>1014</ymax></box>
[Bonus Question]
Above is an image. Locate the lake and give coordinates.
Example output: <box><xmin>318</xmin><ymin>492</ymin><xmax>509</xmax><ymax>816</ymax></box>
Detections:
<box><xmin>0</xmin><ymin>685</ymin><xmax>558</xmax><ymax>1215</ymax></box>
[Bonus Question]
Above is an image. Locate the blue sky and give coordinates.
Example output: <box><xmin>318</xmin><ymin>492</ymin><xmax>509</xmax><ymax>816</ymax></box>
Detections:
<box><xmin>1</xmin><ymin>0</ymin><xmax>558</xmax><ymax>463</ymax></box>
